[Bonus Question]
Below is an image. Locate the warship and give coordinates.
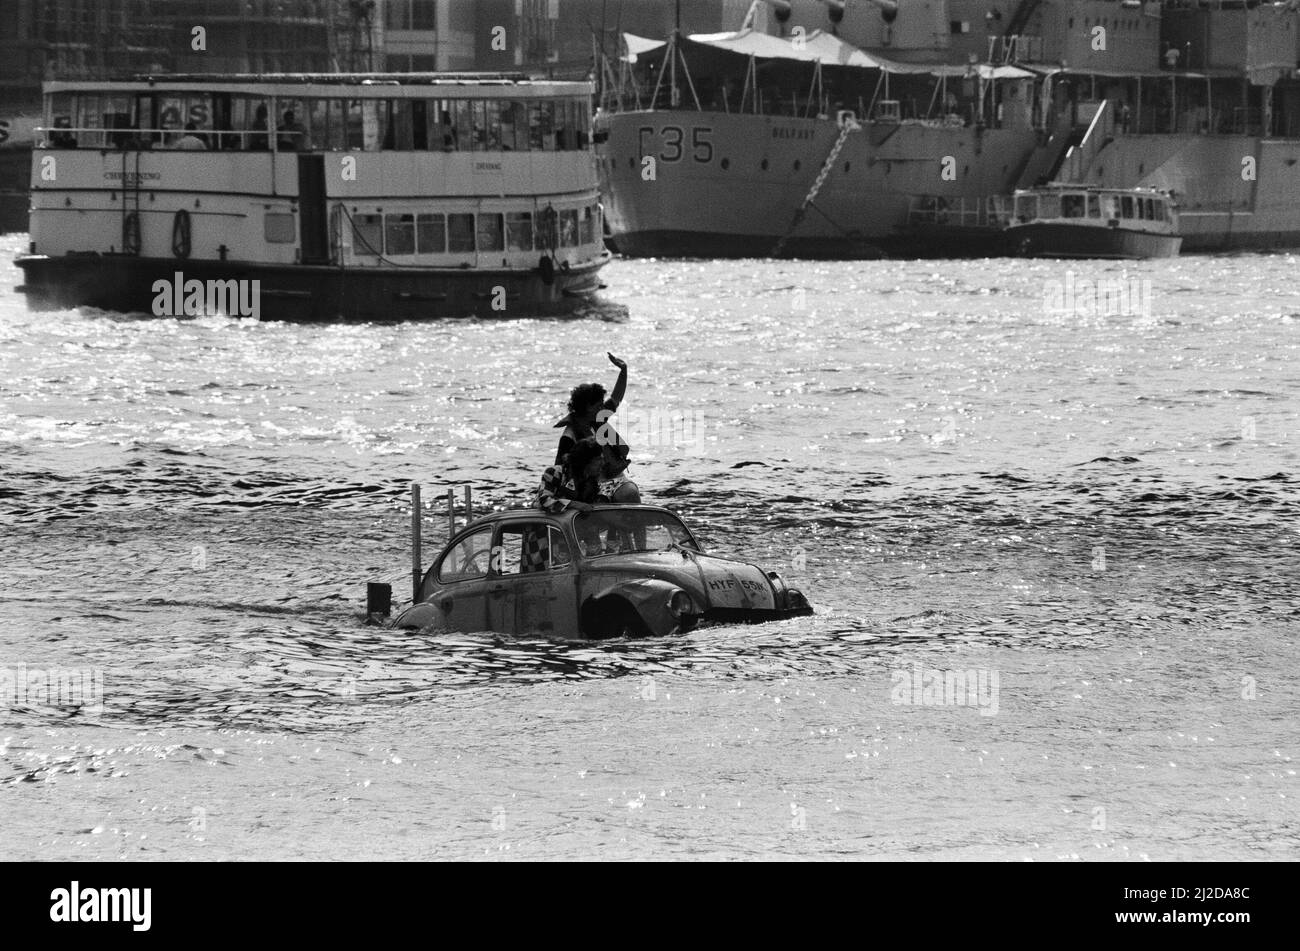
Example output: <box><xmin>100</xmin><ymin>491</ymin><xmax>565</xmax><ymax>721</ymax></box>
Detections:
<box><xmin>595</xmin><ymin>0</ymin><xmax>1300</xmax><ymax>257</ymax></box>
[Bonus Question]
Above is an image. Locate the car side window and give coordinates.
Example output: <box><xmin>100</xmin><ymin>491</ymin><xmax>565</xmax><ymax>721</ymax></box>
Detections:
<box><xmin>437</xmin><ymin>527</ymin><xmax>493</xmax><ymax>583</ymax></box>
<box><xmin>496</xmin><ymin>523</ymin><xmax>555</xmax><ymax>575</ymax></box>
<box><xmin>549</xmin><ymin>527</ymin><xmax>571</xmax><ymax>567</ymax></box>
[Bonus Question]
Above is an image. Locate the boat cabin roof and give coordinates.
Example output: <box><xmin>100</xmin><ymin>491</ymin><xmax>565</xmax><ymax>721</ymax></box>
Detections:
<box><xmin>1016</xmin><ymin>183</ymin><xmax>1171</xmax><ymax>200</ymax></box>
<box><xmin>45</xmin><ymin>73</ymin><xmax>594</xmax><ymax>101</ymax></box>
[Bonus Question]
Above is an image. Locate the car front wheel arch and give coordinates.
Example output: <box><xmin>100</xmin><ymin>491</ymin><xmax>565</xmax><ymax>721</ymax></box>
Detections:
<box><xmin>581</xmin><ymin>595</ymin><xmax>651</xmax><ymax>639</ymax></box>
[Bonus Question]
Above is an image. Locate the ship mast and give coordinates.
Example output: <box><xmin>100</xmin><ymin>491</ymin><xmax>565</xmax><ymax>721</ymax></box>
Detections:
<box><xmin>671</xmin><ymin>0</ymin><xmax>681</xmax><ymax>108</ymax></box>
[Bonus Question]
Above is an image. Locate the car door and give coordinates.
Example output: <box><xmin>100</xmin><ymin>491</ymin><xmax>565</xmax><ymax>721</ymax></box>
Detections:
<box><xmin>432</xmin><ymin>526</ymin><xmax>493</xmax><ymax>632</ymax></box>
<box><xmin>544</xmin><ymin>525</ymin><xmax>579</xmax><ymax>636</ymax></box>
<box><xmin>488</xmin><ymin>521</ymin><xmax>577</xmax><ymax>636</ymax></box>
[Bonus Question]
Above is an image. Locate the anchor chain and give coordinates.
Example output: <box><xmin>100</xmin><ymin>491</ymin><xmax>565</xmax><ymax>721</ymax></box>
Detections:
<box><xmin>771</xmin><ymin>117</ymin><xmax>859</xmax><ymax>258</ymax></box>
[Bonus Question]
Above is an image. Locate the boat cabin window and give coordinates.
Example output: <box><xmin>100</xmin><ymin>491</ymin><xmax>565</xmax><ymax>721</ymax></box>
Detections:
<box><xmin>1151</xmin><ymin>200</ymin><xmax>1165</xmax><ymax>221</ymax></box>
<box><xmin>59</xmin><ymin>92</ymin><xmax>132</xmax><ymax>148</ymax></box>
<box><xmin>559</xmin><ymin>209</ymin><xmax>580</xmax><ymax>248</ymax></box>
<box><xmin>1087</xmin><ymin>194</ymin><xmax>1101</xmax><ymax>218</ymax></box>
<box><xmin>499</xmin><ymin>101</ymin><xmax>528</xmax><ymax>150</ymax></box>
<box><xmin>506</xmin><ymin>212</ymin><xmax>534</xmax><ymax>251</ymax></box>
<box><xmin>1120</xmin><ymin>195</ymin><xmax>1135</xmax><ymax>218</ymax></box>
<box><xmin>1061</xmin><ymin>194</ymin><xmax>1086</xmax><ymax>218</ymax></box>
<box><xmin>382</xmin><ymin>99</ymin><xmax>413</xmax><ymax>150</ymax></box>
<box><xmin>1037</xmin><ymin>193</ymin><xmax>1061</xmax><ymax>219</ymax></box>
<box><xmin>438</xmin><ymin>527</ymin><xmax>494</xmax><ymax>583</ymax></box>
<box><xmin>448</xmin><ymin>214</ymin><xmax>476</xmax><ymax>253</ymax></box>
<box><xmin>1014</xmin><ymin>194</ymin><xmax>1037</xmax><ymax>220</ymax></box>
<box><xmin>352</xmin><ymin>214</ymin><xmax>384</xmax><ymax>258</ymax></box>
<box><xmin>477</xmin><ymin>213</ymin><xmax>505</xmax><ymax>252</ymax></box>
<box><xmin>417</xmin><ymin>213</ymin><xmax>446</xmax><ymax>253</ymax></box>
<box><xmin>385</xmin><ymin>214</ymin><xmax>416</xmax><ymax>255</ymax></box>
<box><xmin>530</xmin><ymin>101</ymin><xmax>555</xmax><ymax>149</ymax></box>
<box><xmin>537</xmin><ymin>206</ymin><xmax>559</xmax><ymax>250</ymax></box>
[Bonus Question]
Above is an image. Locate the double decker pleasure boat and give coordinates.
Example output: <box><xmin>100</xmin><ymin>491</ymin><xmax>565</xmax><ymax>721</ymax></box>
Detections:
<box><xmin>16</xmin><ymin>73</ymin><xmax>610</xmax><ymax>320</ymax></box>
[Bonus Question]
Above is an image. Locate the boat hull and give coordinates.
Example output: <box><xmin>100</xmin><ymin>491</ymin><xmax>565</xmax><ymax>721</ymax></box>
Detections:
<box><xmin>14</xmin><ymin>254</ymin><xmax>608</xmax><ymax>321</ymax></box>
<box><xmin>597</xmin><ymin>110</ymin><xmax>1041</xmax><ymax>260</ymax></box>
<box><xmin>1007</xmin><ymin>223</ymin><xmax>1181</xmax><ymax>259</ymax></box>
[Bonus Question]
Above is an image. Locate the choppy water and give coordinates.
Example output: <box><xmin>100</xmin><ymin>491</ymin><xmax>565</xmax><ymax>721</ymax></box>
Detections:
<box><xmin>1</xmin><ymin>230</ymin><xmax>1297</xmax><ymax>859</ymax></box>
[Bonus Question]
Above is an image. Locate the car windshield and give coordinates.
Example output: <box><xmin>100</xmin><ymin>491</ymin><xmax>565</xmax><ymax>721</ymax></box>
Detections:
<box><xmin>574</xmin><ymin>509</ymin><xmax>699</xmax><ymax>556</ymax></box>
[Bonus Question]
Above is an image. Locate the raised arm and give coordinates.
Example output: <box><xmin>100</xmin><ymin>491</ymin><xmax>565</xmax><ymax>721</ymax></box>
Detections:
<box><xmin>606</xmin><ymin>352</ymin><xmax>627</xmax><ymax>410</ymax></box>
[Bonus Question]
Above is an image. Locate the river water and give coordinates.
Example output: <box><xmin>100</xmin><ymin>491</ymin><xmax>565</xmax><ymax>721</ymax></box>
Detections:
<box><xmin>1</xmin><ymin>230</ymin><xmax>1297</xmax><ymax>860</ymax></box>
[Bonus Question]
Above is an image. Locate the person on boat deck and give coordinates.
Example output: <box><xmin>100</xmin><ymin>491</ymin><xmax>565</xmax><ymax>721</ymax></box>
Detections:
<box><xmin>534</xmin><ymin>437</ymin><xmax>604</xmax><ymax>513</ymax></box>
<box><xmin>439</xmin><ymin>111</ymin><xmax>458</xmax><ymax>151</ymax></box>
<box><xmin>248</xmin><ymin>104</ymin><xmax>270</xmax><ymax>150</ymax></box>
<box><xmin>554</xmin><ymin>353</ymin><xmax>640</xmax><ymax>504</ymax></box>
<box><xmin>277</xmin><ymin>110</ymin><xmax>307</xmax><ymax>151</ymax></box>
<box><xmin>176</xmin><ymin>123</ymin><xmax>208</xmax><ymax>150</ymax></box>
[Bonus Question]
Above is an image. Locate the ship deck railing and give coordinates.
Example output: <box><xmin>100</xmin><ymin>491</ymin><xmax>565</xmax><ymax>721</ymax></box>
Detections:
<box><xmin>906</xmin><ymin>195</ymin><xmax>1014</xmax><ymax>231</ymax></box>
<box><xmin>37</xmin><ymin>125</ymin><xmax>307</xmax><ymax>151</ymax></box>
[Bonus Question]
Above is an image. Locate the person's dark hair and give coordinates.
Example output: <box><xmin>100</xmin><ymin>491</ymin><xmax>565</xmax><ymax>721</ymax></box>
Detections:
<box><xmin>567</xmin><ymin>383</ymin><xmax>606</xmax><ymax>416</ymax></box>
<box><xmin>563</xmin><ymin>437</ymin><xmax>602</xmax><ymax>476</ymax></box>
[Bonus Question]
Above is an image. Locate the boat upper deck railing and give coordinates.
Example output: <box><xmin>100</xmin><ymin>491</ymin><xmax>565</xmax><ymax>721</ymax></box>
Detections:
<box><xmin>38</xmin><ymin>88</ymin><xmax>596</xmax><ymax>153</ymax></box>
<box><xmin>47</xmin><ymin>74</ymin><xmax>594</xmax><ymax>98</ymax></box>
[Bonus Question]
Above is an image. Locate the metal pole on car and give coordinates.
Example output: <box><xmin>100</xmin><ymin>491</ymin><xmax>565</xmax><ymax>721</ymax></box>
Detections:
<box><xmin>411</xmin><ymin>482</ymin><xmax>422</xmax><ymax>603</ymax></box>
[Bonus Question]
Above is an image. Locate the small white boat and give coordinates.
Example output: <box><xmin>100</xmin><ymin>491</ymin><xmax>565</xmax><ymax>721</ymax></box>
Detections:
<box><xmin>1006</xmin><ymin>184</ymin><xmax>1181</xmax><ymax>259</ymax></box>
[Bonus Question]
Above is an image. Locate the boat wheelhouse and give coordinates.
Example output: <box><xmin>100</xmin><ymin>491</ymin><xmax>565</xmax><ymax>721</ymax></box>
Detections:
<box><xmin>1006</xmin><ymin>185</ymin><xmax>1181</xmax><ymax>259</ymax></box>
<box><xmin>16</xmin><ymin>73</ymin><xmax>609</xmax><ymax>320</ymax></box>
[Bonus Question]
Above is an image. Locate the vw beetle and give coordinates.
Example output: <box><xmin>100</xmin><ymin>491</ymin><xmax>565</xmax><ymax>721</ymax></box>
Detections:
<box><xmin>393</xmin><ymin>504</ymin><xmax>812</xmax><ymax>638</ymax></box>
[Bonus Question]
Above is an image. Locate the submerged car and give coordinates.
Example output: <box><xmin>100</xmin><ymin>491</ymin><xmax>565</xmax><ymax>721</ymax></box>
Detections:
<box><xmin>393</xmin><ymin>504</ymin><xmax>812</xmax><ymax>638</ymax></box>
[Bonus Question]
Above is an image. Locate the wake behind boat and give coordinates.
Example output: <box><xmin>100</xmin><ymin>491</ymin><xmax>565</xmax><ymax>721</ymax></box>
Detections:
<box><xmin>16</xmin><ymin>72</ymin><xmax>609</xmax><ymax>320</ymax></box>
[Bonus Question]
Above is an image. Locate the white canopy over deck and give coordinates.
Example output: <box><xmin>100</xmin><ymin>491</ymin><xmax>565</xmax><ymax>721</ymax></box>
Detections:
<box><xmin>622</xmin><ymin>29</ymin><xmax>1034</xmax><ymax>80</ymax></box>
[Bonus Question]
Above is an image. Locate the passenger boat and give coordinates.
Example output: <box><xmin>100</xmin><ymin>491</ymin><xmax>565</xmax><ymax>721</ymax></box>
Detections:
<box><xmin>1005</xmin><ymin>185</ymin><xmax>1181</xmax><ymax>259</ymax></box>
<box><xmin>15</xmin><ymin>73</ymin><xmax>610</xmax><ymax>320</ymax></box>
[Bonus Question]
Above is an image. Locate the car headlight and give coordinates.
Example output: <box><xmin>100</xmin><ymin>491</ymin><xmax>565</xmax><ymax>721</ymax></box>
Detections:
<box><xmin>766</xmin><ymin>570</ymin><xmax>788</xmax><ymax>604</ymax></box>
<box><xmin>668</xmin><ymin>589</ymin><xmax>696</xmax><ymax>617</ymax></box>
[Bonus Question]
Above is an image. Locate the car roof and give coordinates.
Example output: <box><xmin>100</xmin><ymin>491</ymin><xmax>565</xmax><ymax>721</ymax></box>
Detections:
<box><xmin>461</xmin><ymin>503</ymin><xmax>682</xmax><ymax>530</ymax></box>
<box><xmin>437</xmin><ymin>504</ymin><xmax>703</xmax><ymax>561</ymax></box>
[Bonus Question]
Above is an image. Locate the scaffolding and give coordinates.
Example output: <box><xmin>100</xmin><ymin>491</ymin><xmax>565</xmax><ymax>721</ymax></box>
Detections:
<box><xmin>17</xmin><ymin>0</ymin><xmax>372</xmax><ymax>86</ymax></box>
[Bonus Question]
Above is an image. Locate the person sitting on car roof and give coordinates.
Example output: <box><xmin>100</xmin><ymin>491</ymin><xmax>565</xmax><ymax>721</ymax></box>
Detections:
<box><xmin>554</xmin><ymin>352</ymin><xmax>641</xmax><ymax>504</ymax></box>
<box><xmin>534</xmin><ymin>437</ymin><xmax>604</xmax><ymax>513</ymax></box>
